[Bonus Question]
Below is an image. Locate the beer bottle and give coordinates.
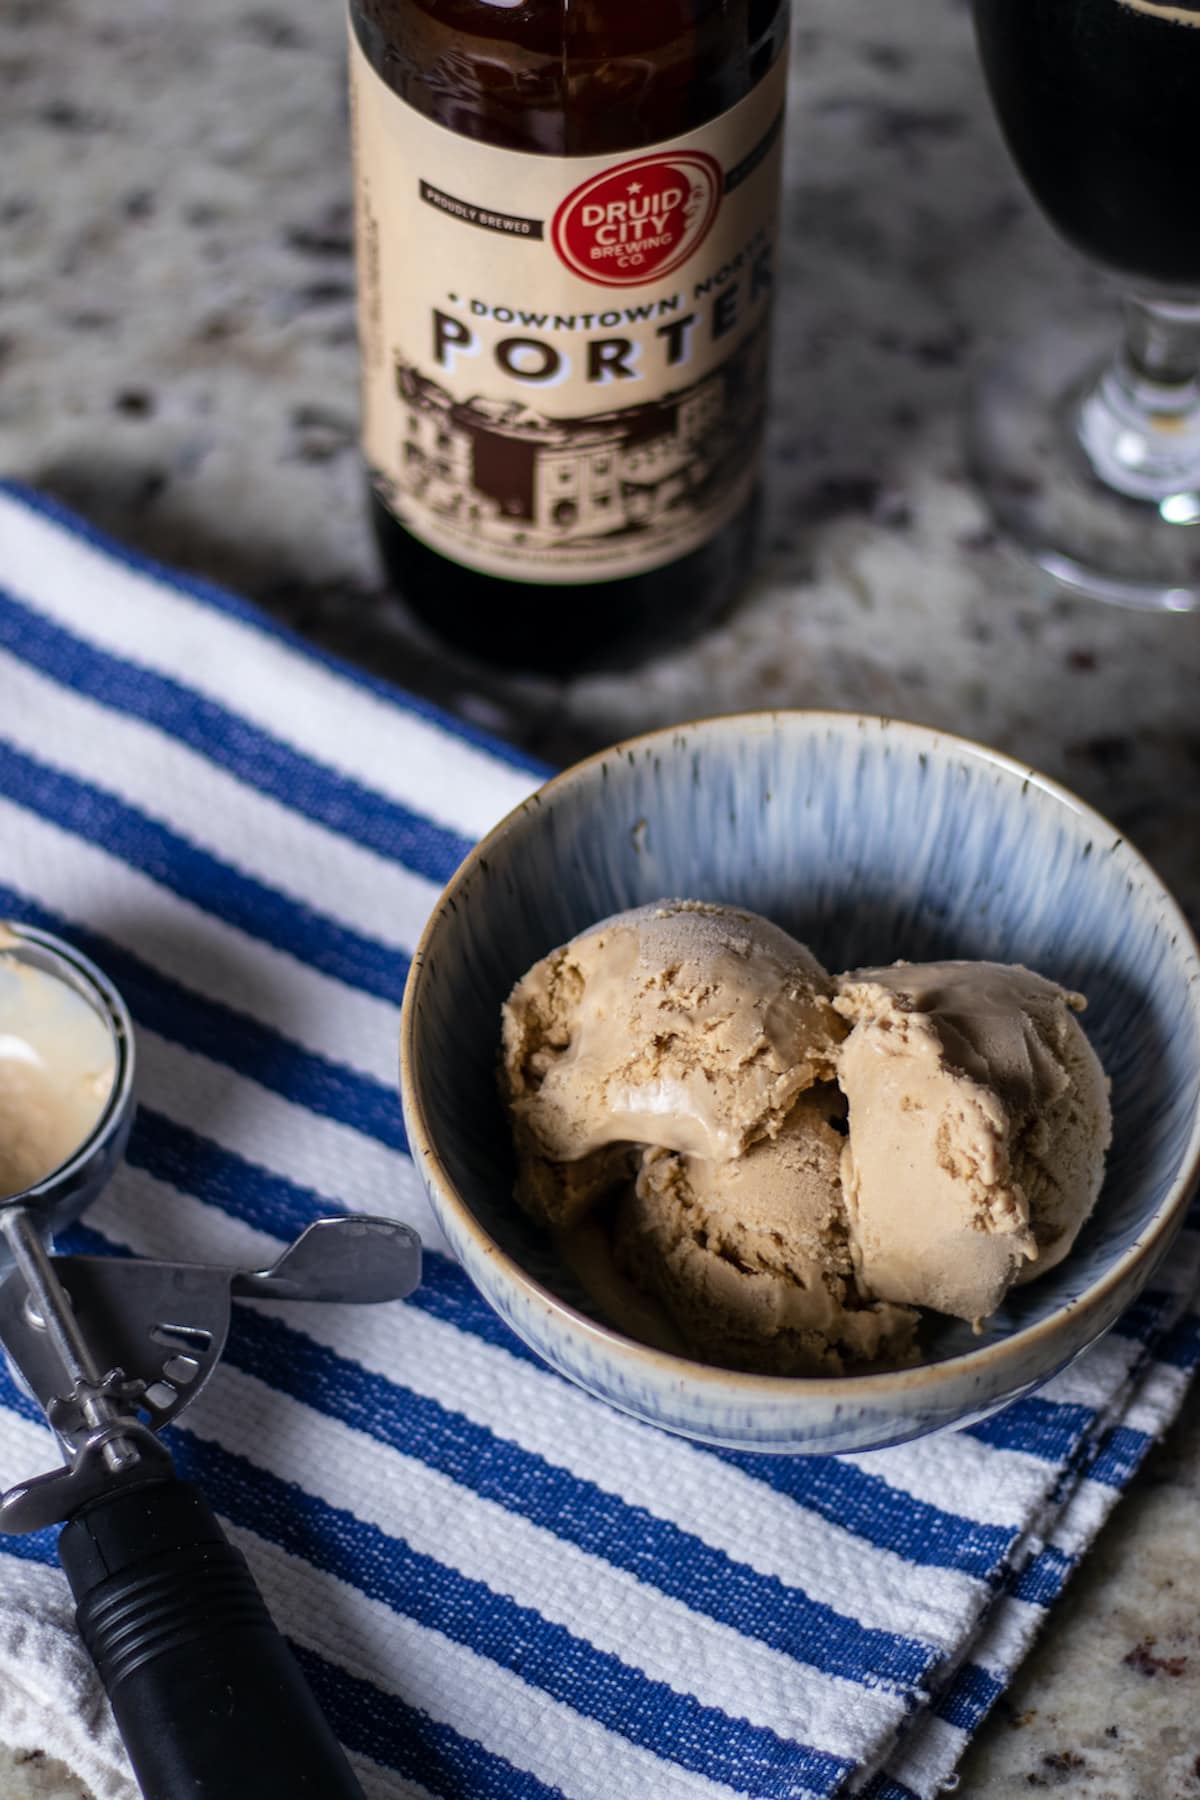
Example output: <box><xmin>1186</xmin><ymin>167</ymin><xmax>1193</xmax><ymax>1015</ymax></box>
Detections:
<box><xmin>349</xmin><ymin>1</ymin><xmax>790</xmax><ymax>675</ymax></box>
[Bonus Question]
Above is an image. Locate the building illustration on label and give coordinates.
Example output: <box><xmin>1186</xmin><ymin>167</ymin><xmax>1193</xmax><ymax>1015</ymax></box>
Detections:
<box><xmin>374</xmin><ymin>326</ymin><xmax>767</xmax><ymax>569</ymax></box>
<box><xmin>349</xmin><ymin>19</ymin><xmax>789</xmax><ymax>586</ymax></box>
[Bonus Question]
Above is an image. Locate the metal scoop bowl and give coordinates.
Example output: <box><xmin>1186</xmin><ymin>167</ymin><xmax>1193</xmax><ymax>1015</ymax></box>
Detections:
<box><xmin>0</xmin><ymin>921</ymin><xmax>421</xmax><ymax>1800</ymax></box>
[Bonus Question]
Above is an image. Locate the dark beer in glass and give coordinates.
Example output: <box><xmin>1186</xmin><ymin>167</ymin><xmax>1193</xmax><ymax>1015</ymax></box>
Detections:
<box><xmin>970</xmin><ymin>0</ymin><xmax>1200</xmax><ymax>609</ymax></box>
<box><xmin>974</xmin><ymin>0</ymin><xmax>1200</xmax><ymax>288</ymax></box>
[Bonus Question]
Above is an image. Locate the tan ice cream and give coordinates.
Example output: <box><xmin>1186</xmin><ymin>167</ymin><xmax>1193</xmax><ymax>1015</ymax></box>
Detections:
<box><xmin>508</xmin><ymin>1126</ymin><xmax>639</xmax><ymax>1235</ymax></box>
<box><xmin>615</xmin><ymin>1088</ymin><xmax>918</xmax><ymax>1374</ymax></box>
<box><xmin>499</xmin><ymin>901</ymin><xmax>1114</xmax><ymax>1372</ymax></box>
<box><xmin>0</xmin><ymin>941</ymin><xmax>116</xmax><ymax>1200</ymax></box>
<box><xmin>834</xmin><ymin>961</ymin><xmax>1112</xmax><ymax>1325</ymax></box>
<box><xmin>501</xmin><ymin>900</ymin><xmax>843</xmax><ymax>1228</ymax></box>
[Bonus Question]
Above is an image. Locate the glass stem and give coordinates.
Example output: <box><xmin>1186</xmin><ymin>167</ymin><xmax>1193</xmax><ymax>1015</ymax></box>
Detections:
<box><xmin>1075</xmin><ymin>295</ymin><xmax>1200</xmax><ymax>504</ymax></box>
<box><xmin>1122</xmin><ymin>296</ymin><xmax>1200</xmax><ymax>388</ymax></box>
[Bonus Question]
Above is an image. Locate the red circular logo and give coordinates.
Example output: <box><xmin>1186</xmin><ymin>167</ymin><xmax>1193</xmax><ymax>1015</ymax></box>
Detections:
<box><xmin>552</xmin><ymin>151</ymin><xmax>723</xmax><ymax>288</ymax></box>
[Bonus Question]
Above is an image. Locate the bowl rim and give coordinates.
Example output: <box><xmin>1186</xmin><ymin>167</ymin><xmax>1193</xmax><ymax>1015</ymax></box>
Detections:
<box><xmin>400</xmin><ymin>708</ymin><xmax>1200</xmax><ymax>1400</ymax></box>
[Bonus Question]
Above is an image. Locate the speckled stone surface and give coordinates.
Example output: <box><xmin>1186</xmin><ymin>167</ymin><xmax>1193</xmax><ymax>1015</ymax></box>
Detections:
<box><xmin>3</xmin><ymin>0</ymin><xmax>1200</xmax><ymax>1792</ymax></box>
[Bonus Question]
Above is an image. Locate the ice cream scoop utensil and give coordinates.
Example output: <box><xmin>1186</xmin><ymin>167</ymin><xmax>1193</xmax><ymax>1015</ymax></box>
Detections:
<box><xmin>0</xmin><ymin>1216</ymin><xmax>421</xmax><ymax>1532</ymax></box>
<box><xmin>0</xmin><ymin>922</ymin><xmax>421</xmax><ymax>1800</ymax></box>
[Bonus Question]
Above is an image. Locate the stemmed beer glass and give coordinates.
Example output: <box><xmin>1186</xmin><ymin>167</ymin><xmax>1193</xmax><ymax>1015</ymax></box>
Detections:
<box><xmin>970</xmin><ymin>0</ymin><xmax>1200</xmax><ymax>610</ymax></box>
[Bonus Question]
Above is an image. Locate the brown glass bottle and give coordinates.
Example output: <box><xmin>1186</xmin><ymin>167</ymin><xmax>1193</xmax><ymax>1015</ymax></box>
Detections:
<box><xmin>348</xmin><ymin>0</ymin><xmax>790</xmax><ymax>676</ymax></box>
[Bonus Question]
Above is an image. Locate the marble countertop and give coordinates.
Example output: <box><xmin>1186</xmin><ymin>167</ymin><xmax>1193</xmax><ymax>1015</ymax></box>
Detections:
<box><xmin>4</xmin><ymin>0</ymin><xmax>1200</xmax><ymax>1792</ymax></box>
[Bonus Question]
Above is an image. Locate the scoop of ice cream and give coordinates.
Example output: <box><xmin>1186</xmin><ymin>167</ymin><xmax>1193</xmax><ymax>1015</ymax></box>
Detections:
<box><xmin>0</xmin><ymin>948</ymin><xmax>116</xmax><ymax>1200</ymax></box>
<box><xmin>510</xmin><ymin>1124</ymin><xmax>638</xmax><ymax>1231</ymax></box>
<box><xmin>834</xmin><ymin>961</ymin><xmax>1112</xmax><ymax>1324</ymax></box>
<box><xmin>501</xmin><ymin>900</ymin><xmax>843</xmax><ymax>1226</ymax></box>
<box><xmin>614</xmin><ymin>1089</ymin><xmax>919</xmax><ymax>1374</ymax></box>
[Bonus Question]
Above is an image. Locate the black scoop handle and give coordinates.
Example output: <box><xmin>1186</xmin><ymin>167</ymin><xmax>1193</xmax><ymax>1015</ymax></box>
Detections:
<box><xmin>59</xmin><ymin>1478</ymin><xmax>364</xmax><ymax>1800</ymax></box>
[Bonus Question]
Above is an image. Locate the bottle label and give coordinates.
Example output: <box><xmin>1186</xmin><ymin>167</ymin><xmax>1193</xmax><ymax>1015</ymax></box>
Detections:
<box><xmin>349</xmin><ymin>24</ymin><xmax>788</xmax><ymax>585</ymax></box>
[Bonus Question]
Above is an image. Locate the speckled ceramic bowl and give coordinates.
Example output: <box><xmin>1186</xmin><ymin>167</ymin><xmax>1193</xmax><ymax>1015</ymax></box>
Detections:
<box><xmin>400</xmin><ymin>713</ymin><xmax>1200</xmax><ymax>1454</ymax></box>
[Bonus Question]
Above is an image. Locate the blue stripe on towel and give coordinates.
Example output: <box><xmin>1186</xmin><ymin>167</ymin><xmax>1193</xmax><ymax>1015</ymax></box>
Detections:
<box><xmin>84</xmin><ymin>1110</ymin><xmax>1026</xmax><ymax>1606</ymax></box>
<box><xmin>1154</xmin><ymin>1312</ymin><xmax>1200</xmax><ymax>1372</ymax></box>
<box><xmin>125</xmin><ymin>1107</ymin><xmax>354</xmax><ymax>1232</ymax></box>
<box><xmin>1008</xmin><ymin>1546</ymin><xmax>1074</xmax><ymax>1607</ymax></box>
<box><xmin>0</xmin><ymin>479</ymin><xmax>548</xmax><ymax>781</ymax></box>
<box><xmin>0</xmin><ymin>585</ymin><xmax>475</xmax><ymax>885</ymax></box>
<box><xmin>1085</xmin><ymin>1425</ymin><xmax>1152</xmax><ymax>1490</ymax></box>
<box><xmin>0</xmin><ymin>740</ymin><xmax>412</xmax><ymax>1004</ymax></box>
<box><xmin>4</xmin><ymin>482</ymin><xmax>1198</xmax><ymax>1800</ymax></box>
<box><xmin>223</xmin><ymin>1305</ymin><xmax>937</xmax><ymax>1695</ymax></box>
<box><xmin>932</xmin><ymin>1662</ymin><xmax>1004</xmax><ymax>1732</ymax></box>
<box><xmin>293</xmin><ymin>1645</ymin><xmax>570</xmax><ymax>1800</ymax></box>
<box><xmin>0</xmin><ymin>1369</ymin><xmax>564</xmax><ymax>1800</ymax></box>
<box><xmin>165</xmin><ymin>1430</ymin><xmax>857</xmax><ymax>1799</ymax></box>
<box><xmin>964</xmin><ymin>1398</ymin><xmax>1095</xmax><ymax>1463</ymax></box>
<box><xmin>709</xmin><ymin>1450</ymin><xmax>1014</xmax><ymax>1584</ymax></box>
<box><xmin>1</xmin><ymin>1357</ymin><xmax>848</xmax><ymax>1797</ymax></box>
<box><xmin>0</xmin><ymin>885</ymin><xmax>406</xmax><ymax>1151</ymax></box>
<box><xmin>93</xmin><ymin>1115</ymin><xmax>1040</xmax><ymax>1592</ymax></box>
<box><xmin>57</xmin><ymin>1222</ymin><xmax>939</xmax><ymax>1699</ymax></box>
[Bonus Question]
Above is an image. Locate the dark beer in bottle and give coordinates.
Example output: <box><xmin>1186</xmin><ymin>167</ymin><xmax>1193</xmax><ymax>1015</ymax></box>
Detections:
<box><xmin>348</xmin><ymin>0</ymin><xmax>790</xmax><ymax>674</ymax></box>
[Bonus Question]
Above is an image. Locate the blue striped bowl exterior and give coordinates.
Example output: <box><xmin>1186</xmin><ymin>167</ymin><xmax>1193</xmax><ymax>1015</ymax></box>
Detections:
<box><xmin>401</xmin><ymin>713</ymin><xmax>1200</xmax><ymax>1454</ymax></box>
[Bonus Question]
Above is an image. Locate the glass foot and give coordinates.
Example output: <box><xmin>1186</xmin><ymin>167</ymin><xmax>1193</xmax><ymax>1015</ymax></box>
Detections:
<box><xmin>968</xmin><ymin>320</ymin><xmax>1200</xmax><ymax>612</ymax></box>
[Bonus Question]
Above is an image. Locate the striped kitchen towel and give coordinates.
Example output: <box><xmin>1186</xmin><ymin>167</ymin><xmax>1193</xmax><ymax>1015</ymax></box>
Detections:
<box><xmin>0</xmin><ymin>479</ymin><xmax>1197</xmax><ymax>1800</ymax></box>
